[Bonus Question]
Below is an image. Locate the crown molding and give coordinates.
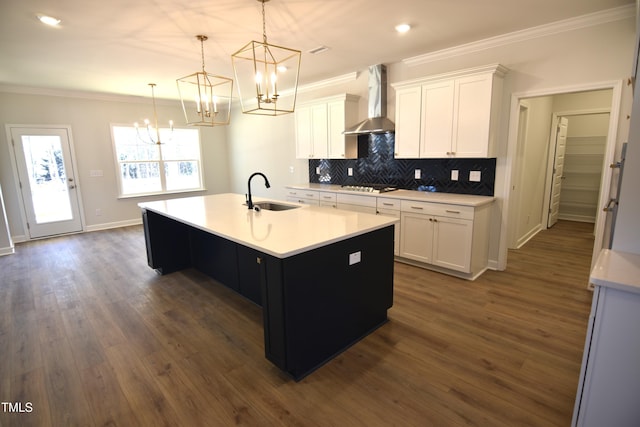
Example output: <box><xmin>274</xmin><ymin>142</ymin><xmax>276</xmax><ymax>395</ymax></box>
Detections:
<box><xmin>0</xmin><ymin>72</ymin><xmax>360</xmax><ymax>104</ymax></box>
<box><xmin>404</xmin><ymin>4</ymin><xmax>636</xmax><ymax>67</ymax></box>
<box><xmin>296</xmin><ymin>72</ymin><xmax>359</xmax><ymax>94</ymax></box>
<box><xmin>0</xmin><ymin>84</ymin><xmax>179</xmax><ymax>104</ymax></box>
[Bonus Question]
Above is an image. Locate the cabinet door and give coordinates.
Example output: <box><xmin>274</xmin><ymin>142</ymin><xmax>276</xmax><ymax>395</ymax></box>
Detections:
<box><xmin>452</xmin><ymin>74</ymin><xmax>492</xmax><ymax>157</ymax></box>
<box><xmin>310</xmin><ymin>104</ymin><xmax>328</xmax><ymax>159</ymax></box>
<box><xmin>394</xmin><ymin>86</ymin><xmax>422</xmax><ymax>158</ymax></box>
<box><xmin>377</xmin><ymin>208</ymin><xmax>400</xmax><ymax>256</ymax></box>
<box><xmin>327</xmin><ymin>100</ymin><xmax>346</xmax><ymax>158</ymax></box>
<box><xmin>420</xmin><ymin>80</ymin><xmax>455</xmax><ymax>157</ymax></box>
<box><xmin>399</xmin><ymin>212</ymin><xmax>433</xmax><ymax>263</ymax></box>
<box><xmin>432</xmin><ymin>216</ymin><xmax>472</xmax><ymax>272</ymax></box>
<box><xmin>295</xmin><ymin>105</ymin><xmax>313</xmax><ymax>159</ymax></box>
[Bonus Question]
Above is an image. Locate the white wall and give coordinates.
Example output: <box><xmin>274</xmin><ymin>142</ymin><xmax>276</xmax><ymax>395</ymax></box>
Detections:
<box><xmin>0</xmin><ymin>90</ymin><xmax>231</xmax><ymax>240</ymax></box>
<box><xmin>512</xmin><ymin>96</ymin><xmax>554</xmax><ymax>248</ymax></box>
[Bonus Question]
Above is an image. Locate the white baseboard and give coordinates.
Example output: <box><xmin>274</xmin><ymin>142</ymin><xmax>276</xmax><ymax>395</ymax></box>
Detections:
<box><xmin>0</xmin><ymin>245</ymin><xmax>15</xmax><ymax>256</ymax></box>
<box><xmin>516</xmin><ymin>224</ymin><xmax>543</xmax><ymax>249</ymax></box>
<box><xmin>11</xmin><ymin>234</ymin><xmax>27</xmax><ymax>243</ymax></box>
<box><xmin>85</xmin><ymin>218</ymin><xmax>142</xmax><ymax>232</ymax></box>
<box><xmin>10</xmin><ymin>219</ymin><xmax>142</xmax><ymax>245</ymax></box>
<box><xmin>487</xmin><ymin>259</ymin><xmax>500</xmax><ymax>271</ymax></box>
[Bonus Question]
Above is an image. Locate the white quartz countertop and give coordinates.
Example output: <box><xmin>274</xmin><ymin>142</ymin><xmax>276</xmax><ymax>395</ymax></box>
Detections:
<box><xmin>139</xmin><ymin>193</ymin><xmax>397</xmax><ymax>259</ymax></box>
<box><xmin>590</xmin><ymin>249</ymin><xmax>640</xmax><ymax>294</ymax></box>
<box><xmin>287</xmin><ymin>183</ymin><xmax>494</xmax><ymax>207</ymax></box>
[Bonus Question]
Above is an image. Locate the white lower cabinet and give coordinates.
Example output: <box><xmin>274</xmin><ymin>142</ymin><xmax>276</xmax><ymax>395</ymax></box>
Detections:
<box><xmin>400</xmin><ymin>210</ymin><xmax>471</xmax><ymax>272</ymax></box>
<box><xmin>284</xmin><ymin>187</ymin><xmax>492</xmax><ymax>279</ymax></box>
<box><xmin>399</xmin><ymin>200</ymin><xmax>490</xmax><ymax>279</ymax></box>
<box><xmin>336</xmin><ymin>193</ymin><xmax>377</xmax><ymax>214</ymax></box>
<box><xmin>285</xmin><ymin>189</ymin><xmax>320</xmax><ymax>206</ymax></box>
<box><xmin>376</xmin><ymin>198</ymin><xmax>401</xmax><ymax>256</ymax></box>
<box><xmin>318</xmin><ymin>192</ymin><xmax>337</xmax><ymax>208</ymax></box>
<box><xmin>572</xmin><ymin>250</ymin><xmax>640</xmax><ymax>427</ymax></box>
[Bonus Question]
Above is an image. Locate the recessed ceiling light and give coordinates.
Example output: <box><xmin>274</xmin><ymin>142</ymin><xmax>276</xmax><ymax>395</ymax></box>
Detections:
<box><xmin>395</xmin><ymin>23</ymin><xmax>411</xmax><ymax>34</ymax></box>
<box><xmin>37</xmin><ymin>14</ymin><xmax>61</xmax><ymax>27</ymax></box>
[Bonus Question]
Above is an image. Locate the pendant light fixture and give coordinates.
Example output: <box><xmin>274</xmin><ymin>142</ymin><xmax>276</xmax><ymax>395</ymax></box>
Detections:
<box><xmin>177</xmin><ymin>35</ymin><xmax>234</xmax><ymax>126</ymax></box>
<box><xmin>134</xmin><ymin>83</ymin><xmax>173</xmax><ymax>145</ymax></box>
<box><xmin>231</xmin><ymin>0</ymin><xmax>301</xmax><ymax>116</ymax></box>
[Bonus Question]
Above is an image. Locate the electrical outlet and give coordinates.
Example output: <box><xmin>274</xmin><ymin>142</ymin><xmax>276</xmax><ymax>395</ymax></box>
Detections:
<box><xmin>289</xmin><ymin>166</ymin><xmax>294</xmax><ymax>174</ymax></box>
<box><xmin>470</xmin><ymin>171</ymin><xmax>481</xmax><ymax>182</ymax></box>
<box><xmin>414</xmin><ymin>169</ymin><xmax>421</xmax><ymax>179</ymax></box>
<box><xmin>316</xmin><ymin>167</ymin><xmax>320</xmax><ymax>174</ymax></box>
<box><xmin>451</xmin><ymin>170</ymin><xmax>459</xmax><ymax>181</ymax></box>
<box><xmin>348</xmin><ymin>167</ymin><xmax>353</xmax><ymax>176</ymax></box>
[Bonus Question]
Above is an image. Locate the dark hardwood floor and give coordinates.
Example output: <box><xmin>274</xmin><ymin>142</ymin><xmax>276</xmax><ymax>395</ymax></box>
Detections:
<box><xmin>0</xmin><ymin>220</ymin><xmax>594</xmax><ymax>426</ymax></box>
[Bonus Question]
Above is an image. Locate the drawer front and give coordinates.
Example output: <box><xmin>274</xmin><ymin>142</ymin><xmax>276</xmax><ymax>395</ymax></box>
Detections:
<box><xmin>336</xmin><ymin>193</ymin><xmax>377</xmax><ymax>208</ymax></box>
<box><xmin>318</xmin><ymin>192</ymin><xmax>337</xmax><ymax>203</ymax></box>
<box><xmin>400</xmin><ymin>200</ymin><xmax>473</xmax><ymax>219</ymax></box>
<box><xmin>337</xmin><ymin>203</ymin><xmax>377</xmax><ymax>215</ymax></box>
<box><xmin>319</xmin><ymin>200</ymin><xmax>337</xmax><ymax>208</ymax></box>
<box><xmin>286</xmin><ymin>189</ymin><xmax>319</xmax><ymax>201</ymax></box>
<box><xmin>377</xmin><ymin>197</ymin><xmax>401</xmax><ymax>211</ymax></box>
<box><xmin>286</xmin><ymin>196</ymin><xmax>319</xmax><ymax>206</ymax></box>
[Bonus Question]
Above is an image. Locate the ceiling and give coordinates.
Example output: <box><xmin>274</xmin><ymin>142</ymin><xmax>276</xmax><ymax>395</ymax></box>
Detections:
<box><xmin>0</xmin><ymin>0</ymin><xmax>635</xmax><ymax>100</ymax></box>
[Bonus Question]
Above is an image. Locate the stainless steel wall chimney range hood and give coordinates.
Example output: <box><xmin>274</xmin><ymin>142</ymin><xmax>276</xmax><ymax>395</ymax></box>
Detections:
<box><xmin>343</xmin><ymin>64</ymin><xmax>395</xmax><ymax>135</ymax></box>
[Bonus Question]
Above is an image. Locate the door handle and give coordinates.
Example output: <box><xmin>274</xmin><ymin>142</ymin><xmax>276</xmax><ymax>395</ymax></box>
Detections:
<box><xmin>69</xmin><ymin>185</ymin><xmax>76</xmax><ymax>189</ymax></box>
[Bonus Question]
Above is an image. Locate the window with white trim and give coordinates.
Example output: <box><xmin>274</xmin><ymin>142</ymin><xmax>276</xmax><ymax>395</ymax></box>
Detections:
<box><xmin>111</xmin><ymin>125</ymin><xmax>204</xmax><ymax>197</ymax></box>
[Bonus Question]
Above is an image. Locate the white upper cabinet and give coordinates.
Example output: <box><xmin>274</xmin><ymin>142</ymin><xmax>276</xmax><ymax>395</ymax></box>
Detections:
<box><xmin>420</xmin><ymin>80</ymin><xmax>455</xmax><ymax>157</ymax></box>
<box><xmin>393</xmin><ymin>86</ymin><xmax>422</xmax><ymax>158</ymax></box>
<box><xmin>295</xmin><ymin>94</ymin><xmax>360</xmax><ymax>159</ymax></box>
<box><xmin>393</xmin><ymin>64</ymin><xmax>507</xmax><ymax>159</ymax></box>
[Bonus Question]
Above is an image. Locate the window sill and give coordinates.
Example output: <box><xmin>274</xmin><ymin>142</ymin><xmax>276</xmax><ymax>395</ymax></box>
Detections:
<box><xmin>117</xmin><ymin>187</ymin><xmax>207</xmax><ymax>200</ymax></box>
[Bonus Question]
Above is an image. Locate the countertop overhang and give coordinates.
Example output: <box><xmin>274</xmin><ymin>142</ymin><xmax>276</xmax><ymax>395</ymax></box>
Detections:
<box><xmin>139</xmin><ymin>193</ymin><xmax>398</xmax><ymax>259</ymax></box>
<box><xmin>287</xmin><ymin>183</ymin><xmax>495</xmax><ymax>207</ymax></box>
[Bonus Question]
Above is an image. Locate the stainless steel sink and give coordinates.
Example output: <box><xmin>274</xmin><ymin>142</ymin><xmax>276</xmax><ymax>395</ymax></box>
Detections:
<box><xmin>244</xmin><ymin>201</ymin><xmax>300</xmax><ymax>211</ymax></box>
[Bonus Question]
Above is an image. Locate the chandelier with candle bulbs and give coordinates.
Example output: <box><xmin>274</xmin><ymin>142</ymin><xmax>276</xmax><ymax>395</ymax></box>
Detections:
<box><xmin>134</xmin><ymin>83</ymin><xmax>173</xmax><ymax>145</ymax></box>
<box><xmin>177</xmin><ymin>35</ymin><xmax>234</xmax><ymax>126</ymax></box>
<box><xmin>231</xmin><ymin>0</ymin><xmax>301</xmax><ymax>115</ymax></box>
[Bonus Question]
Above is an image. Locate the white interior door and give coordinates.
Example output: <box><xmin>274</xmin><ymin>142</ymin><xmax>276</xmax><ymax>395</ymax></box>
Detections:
<box><xmin>9</xmin><ymin>126</ymin><xmax>83</xmax><ymax>238</ymax></box>
<box><xmin>548</xmin><ymin>117</ymin><xmax>568</xmax><ymax>228</ymax></box>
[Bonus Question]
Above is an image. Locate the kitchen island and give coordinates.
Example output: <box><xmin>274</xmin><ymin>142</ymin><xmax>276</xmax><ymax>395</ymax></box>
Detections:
<box><xmin>139</xmin><ymin>193</ymin><xmax>397</xmax><ymax>380</ymax></box>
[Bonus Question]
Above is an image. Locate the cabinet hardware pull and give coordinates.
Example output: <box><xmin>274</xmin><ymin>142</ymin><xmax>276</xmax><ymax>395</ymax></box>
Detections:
<box><xmin>256</xmin><ymin>257</ymin><xmax>262</xmax><ymax>264</ymax></box>
<box><xmin>383</xmin><ymin>203</ymin><xmax>394</xmax><ymax>206</ymax></box>
<box><xmin>445</xmin><ymin>210</ymin><xmax>461</xmax><ymax>214</ymax></box>
<box><xmin>411</xmin><ymin>206</ymin><xmax>424</xmax><ymax>210</ymax></box>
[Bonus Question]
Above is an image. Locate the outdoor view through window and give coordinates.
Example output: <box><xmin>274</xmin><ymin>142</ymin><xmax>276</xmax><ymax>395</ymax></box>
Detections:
<box><xmin>111</xmin><ymin>126</ymin><xmax>203</xmax><ymax>197</ymax></box>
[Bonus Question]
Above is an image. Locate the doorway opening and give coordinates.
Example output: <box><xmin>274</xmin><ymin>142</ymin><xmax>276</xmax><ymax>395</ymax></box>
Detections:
<box><xmin>502</xmin><ymin>82</ymin><xmax>623</xmax><ymax>281</ymax></box>
<box><xmin>6</xmin><ymin>125</ymin><xmax>84</xmax><ymax>239</ymax></box>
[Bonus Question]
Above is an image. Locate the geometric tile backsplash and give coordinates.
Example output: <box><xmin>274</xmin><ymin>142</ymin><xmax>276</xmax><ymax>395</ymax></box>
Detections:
<box><xmin>309</xmin><ymin>133</ymin><xmax>496</xmax><ymax>196</ymax></box>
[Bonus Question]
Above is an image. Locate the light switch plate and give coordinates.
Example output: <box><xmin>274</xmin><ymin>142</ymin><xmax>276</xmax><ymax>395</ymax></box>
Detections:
<box><xmin>349</xmin><ymin>251</ymin><xmax>361</xmax><ymax>265</ymax></box>
<box><xmin>470</xmin><ymin>171</ymin><xmax>481</xmax><ymax>182</ymax></box>
<box><xmin>451</xmin><ymin>170</ymin><xmax>459</xmax><ymax>181</ymax></box>
<box><xmin>316</xmin><ymin>166</ymin><xmax>320</xmax><ymax>174</ymax></box>
<box><xmin>348</xmin><ymin>167</ymin><xmax>353</xmax><ymax>176</ymax></box>
<box><xmin>414</xmin><ymin>169</ymin><xmax>421</xmax><ymax>179</ymax></box>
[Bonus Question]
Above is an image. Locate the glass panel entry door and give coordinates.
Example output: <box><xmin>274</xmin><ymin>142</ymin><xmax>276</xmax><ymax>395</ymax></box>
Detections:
<box><xmin>10</xmin><ymin>127</ymin><xmax>82</xmax><ymax>239</ymax></box>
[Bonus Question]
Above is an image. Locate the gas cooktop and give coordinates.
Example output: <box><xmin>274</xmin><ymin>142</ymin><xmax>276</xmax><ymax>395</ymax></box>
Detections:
<box><xmin>340</xmin><ymin>184</ymin><xmax>397</xmax><ymax>193</ymax></box>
